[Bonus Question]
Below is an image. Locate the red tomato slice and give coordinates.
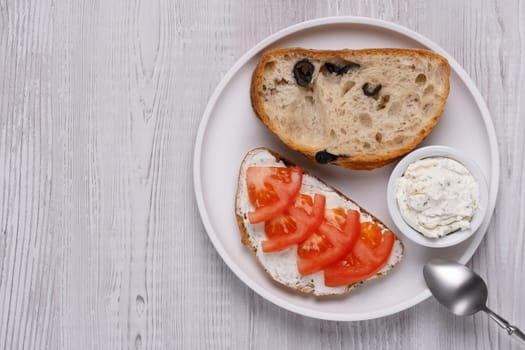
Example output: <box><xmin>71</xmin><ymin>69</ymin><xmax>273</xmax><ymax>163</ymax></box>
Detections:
<box><xmin>264</xmin><ymin>213</ymin><xmax>297</xmax><ymax>239</ymax></box>
<box><xmin>324</xmin><ymin>207</ymin><xmax>347</xmax><ymax>230</ymax></box>
<box><xmin>246</xmin><ymin>166</ymin><xmax>302</xmax><ymax>224</ymax></box>
<box><xmin>264</xmin><ymin>193</ymin><xmax>314</xmax><ymax>240</ymax></box>
<box><xmin>261</xmin><ymin>194</ymin><xmax>326</xmax><ymax>253</ymax></box>
<box><xmin>295</xmin><ymin>193</ymin><xmax>314</xmax><ymax>213</ymax></box>
<box><xmin>323</xmin><ymin>222</ymin><xmax>395</xmax><ymax>287</ymax></box>
<box><xmin>297</xmin><ymin>210</ymin><xmax>360</xmax><ymax>275</ymax></box>
<box><xmin>359</xmin><ymin>222</ymin><xmax>383</xmax><ymax>248</ymax></box>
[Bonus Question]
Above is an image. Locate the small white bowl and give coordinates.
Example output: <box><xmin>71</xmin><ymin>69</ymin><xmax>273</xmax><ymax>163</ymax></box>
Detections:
<box><xmin>387</xmin><ymin>145</ymin><xmax>489</xmax><ymax>248</ymax></box>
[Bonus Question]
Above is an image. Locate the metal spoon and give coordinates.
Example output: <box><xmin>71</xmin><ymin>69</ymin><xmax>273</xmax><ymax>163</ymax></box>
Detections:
<box><xmin>423</xmin><ymin>259</ymin><xmax>525</xmax><ymax>344</ymax></box>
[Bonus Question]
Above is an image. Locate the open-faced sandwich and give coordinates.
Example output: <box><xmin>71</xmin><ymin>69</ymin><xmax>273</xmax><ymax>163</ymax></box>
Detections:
<box><xmin>235</xmin><ymin>148</ymin><xmax>404</xmax><ymax>296</ymax></box>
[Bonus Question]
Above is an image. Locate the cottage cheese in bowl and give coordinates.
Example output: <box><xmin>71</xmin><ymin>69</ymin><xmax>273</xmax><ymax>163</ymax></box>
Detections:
<box><xmin>387</xmin><ymin>145</ymin><xmax>489</xmax><ymax>248</ymax></box>
<box><xmin>395</xmin><ymin>157</ymin><xmax>480</xmax><ymax>239</ymax></box>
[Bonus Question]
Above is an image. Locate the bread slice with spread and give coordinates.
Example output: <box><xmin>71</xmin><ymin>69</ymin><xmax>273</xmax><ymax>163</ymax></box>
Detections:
<box><xmin>235</xmin><ymin>148</ymin><xmax>404</xmax><ymax>296</ymax></box>
<box><xmin>250</xmin><ymin>48</ymin><xmax>450</xmax><ymax>170</ymax></box>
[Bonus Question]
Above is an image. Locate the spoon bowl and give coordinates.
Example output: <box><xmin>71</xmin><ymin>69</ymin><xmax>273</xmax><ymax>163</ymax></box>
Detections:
<box><xmin>423</xmin><ymin>259</ymin><xmax>487</xmax><ymax>316</ymax></box>
<box><xmin>423</xmin><ymin>259</ymin><xmax>525</xmax><ymax>344</ymax></box>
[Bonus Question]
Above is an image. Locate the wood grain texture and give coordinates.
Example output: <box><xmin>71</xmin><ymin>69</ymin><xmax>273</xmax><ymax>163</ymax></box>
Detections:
<box><xmin>0</xmin><ymin>0</ymin><xmax>523</xmax><ymax>349</ymax></box>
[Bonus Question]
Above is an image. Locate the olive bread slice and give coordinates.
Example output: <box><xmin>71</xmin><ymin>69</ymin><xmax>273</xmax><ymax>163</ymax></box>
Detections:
<box><xmin>250</xmin><ymin>48</ymin><xmax>450</xmax><ymax>170</ymax></box>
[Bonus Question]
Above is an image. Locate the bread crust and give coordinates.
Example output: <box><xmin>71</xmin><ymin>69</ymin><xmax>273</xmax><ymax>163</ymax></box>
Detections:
<box><xmin>250</xmin><ymin>48</ymin><xmax>451</xmax><ymax>170</ymax></box>
<box><xmin>235</xmin><ymin>147</ymin><xmax>404</xmax><ymax>296</ymax></box>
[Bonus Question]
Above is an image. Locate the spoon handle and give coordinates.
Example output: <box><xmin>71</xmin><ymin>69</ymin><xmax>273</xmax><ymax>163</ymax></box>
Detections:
<box><xmin>484</xmin><ymin>307</ymin><xmax>525</xmax><ymax>344</ymax></box>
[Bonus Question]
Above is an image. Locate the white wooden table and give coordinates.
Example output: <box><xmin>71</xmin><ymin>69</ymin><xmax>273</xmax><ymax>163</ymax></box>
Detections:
<box><xmin>1</xmin><ymin>0</ymin><xmax>524</xmax><ymax>349</ymax></box>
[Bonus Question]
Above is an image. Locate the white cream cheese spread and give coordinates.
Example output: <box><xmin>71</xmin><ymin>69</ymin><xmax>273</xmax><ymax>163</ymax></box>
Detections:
<box><xmin>395</xmin><ymin>157</ymin><xmax>479</xmax><ymax>239</ymax></box>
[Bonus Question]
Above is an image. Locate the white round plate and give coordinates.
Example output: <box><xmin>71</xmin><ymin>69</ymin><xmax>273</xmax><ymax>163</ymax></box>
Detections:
<box><xmin>193</xmin><ymin>16</ymin><xmax>499</xmax><ymax>321</ymax></box>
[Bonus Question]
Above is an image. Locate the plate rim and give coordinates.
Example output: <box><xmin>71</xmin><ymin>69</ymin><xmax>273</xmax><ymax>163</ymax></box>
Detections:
<box><xmin>193</xmin><ymin>16</ymin><xmax>500</xmax><ymax>321</ymax></box>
